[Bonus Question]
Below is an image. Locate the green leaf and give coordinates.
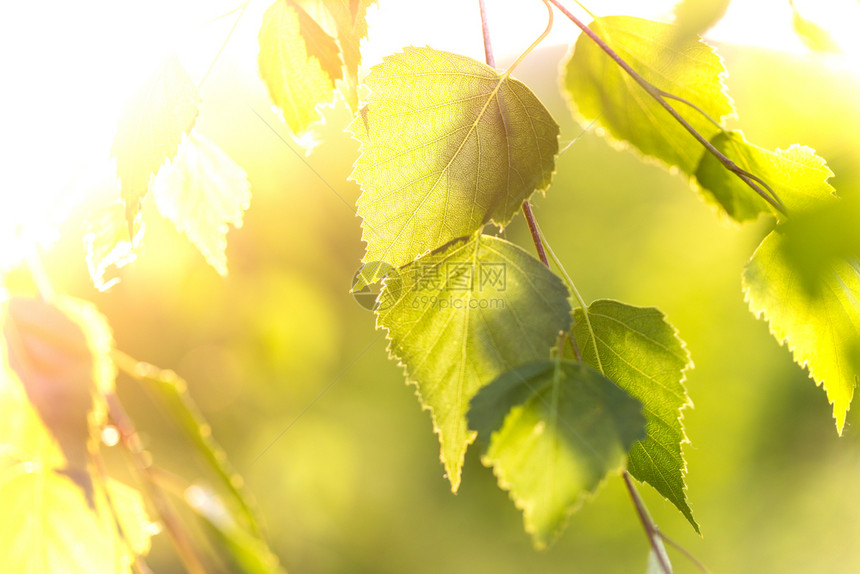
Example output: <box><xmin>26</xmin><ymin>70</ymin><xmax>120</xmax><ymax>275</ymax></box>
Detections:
<box><xmin>572</xmin><ymin>300</ymin><xmax>698</xmax><ymax>533</ymax></box>
<box><xmin>469</xmin><ymin>359</ymin><xmax>646</xmax><ymax>548</ymax></box>
<box><xmin>563</xmin><ymin>16</ymin><xmax>733</xmax><ymax>174</ymax></box>
<box><xmin>744</xmin><ymin>223</ymin><xmax>860</xmax><ymax>434</ymax></box>
<box><xmin>112</xmin><ymin>54</ymin><xmax>201</xmax><ymax>233</ymax></box>
<box><xmin>350</xmin><ymin>47</ymin><xmax>560</xmax><ymax>271</ymax></box>
<box><xmin>2</xmin><ymin>297</ymin><xmax>116</xmax><ymax>502</ymax></box>
<box><xmin>259</xmin><ymin>0</ymin><xmax>342</xmax><ymax>138</ymax></box>
<box><xmin>694</xmin><ymin>131</ymin><xmax>835</xmax><ymax>222</ymax></box>
<box><xmin>0</xmin><ymin>462</ymin><xmax>152</xmax><ymax>574</ymax></box>
<box><xmin>376</xmin><ymin>234</ymin><xmax>572</xmax><ymax>490</ymax></box>
<box><xmin>152</xmin><ymin>132</ymin><xmax>251</xmax><ymax>276</ymax></box>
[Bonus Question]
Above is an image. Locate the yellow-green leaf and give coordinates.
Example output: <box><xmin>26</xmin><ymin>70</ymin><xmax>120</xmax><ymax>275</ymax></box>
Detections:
<box><xmin>744</xmin><ymin>225</ymin><xmax>860</xmax><ymax>434</ymax></box>
<box><xmin>112</xmin><ymin>54</ymin><xmax>201</xmax><ymax>232</ymax></box>
<box><xmin>0</xmin><ymin>462</ymin><xmax>151</xmax><ymax>574</ymax></box>
<box><xmin>259</xmin><ymin>0</ymin><xmax>342</xmax><ymax>138</ymax></box>
<box><xmin>563</xmin><ymin>16</ymin><xmax>733</xmax><ymax>174</ymax></box>
<box><xmin>695</xmin><ymin>131</ymin><xmax>835</xmax><ymax>222</ymax></box>
<box><xmin>152</xmin><ymin>132</ymin><xmax>251</xmax><ymax>276</ymax></box>
<box><xmin>328</xmin><ymin>0</ymin><xmax>375</xmax><ymax>110</ymax></box>
<box><xmin>376</xmin><ymin>234</ymin><xmax>571</xmax><ymax>490</ymax></box>
<box><xmin>573</xmin><ymin>300</ymin><xmax>698</xmax><ymax>532</ymax></box>
<box><xmin>350</xmin><ymin>47</ymin><xmax>559</xmax><ymax>271</ymax></box>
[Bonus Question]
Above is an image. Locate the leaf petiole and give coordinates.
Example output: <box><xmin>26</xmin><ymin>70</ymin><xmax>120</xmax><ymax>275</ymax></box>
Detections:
<box><xmin>502</xmin><ymin>0</ymin><xmax>553</xmax><ymax>77</ymax></box>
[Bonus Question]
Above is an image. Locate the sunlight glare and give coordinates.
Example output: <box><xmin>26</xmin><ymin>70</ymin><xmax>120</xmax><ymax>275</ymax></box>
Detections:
<box><xmin>0</xmin><ymin>0</ymin><xmax>224</xmax><ymax>272</ymax></box>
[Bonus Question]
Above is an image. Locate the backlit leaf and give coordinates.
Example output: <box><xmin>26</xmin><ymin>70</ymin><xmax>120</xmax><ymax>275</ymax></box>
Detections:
<box><xmin>376</xmin><ymin>234</ymin><xmax>571</xmax><ymax>490</ymax></box>
<box><xmin>152</xmin><ymin>132</ymin><xmax>251</xmax><ymax>276</ymax></box>
<box><xmin>673</xmin><ymin>0</ymin><xmax>730</xmax><ymax>37</ymax></box>
<box><xmin>350</xmin><ymin>47</ymin><xmax>559</xmax><ymax>271</ymax></box>
<box><xmin>469</xmin><ymin>359</ymin><xmax>645</xmax><ymax>548</ymax></box>
<box><xmin>259</xmin><ymin>0</ymin><xmax>342</xmax><ymax>139</ymax></box>
<box><xmin>695</xmin><ymin>131</ymin><xmax>835</xmax><ymax>221</ymax></box>
<box><xmin>83</xmin><ymin>201</ymin><xmax>143</xmax><ymax>291</ymax></box>
<box><xmin>2</xmin><ymin>297</ymin><xmax>116</xmax><ymax>500</ymax></box>
<box><xmin>112</xmin><ymin>54</ymin><xmax>201</xmax><ymax>232</ymax></box>
<box><xmin>791</xmin><ymin>2</ymin><xmax>841</xmax><ymax>53</ymax></box>
<box><xmin>744</xmin><ymin>223</ymin><xmax>860</xmax><ymax>434</ymax></box>
<box><xmin>573</xmin><ymin>300</ymin><xmax>698</xmax><ymax>532</ymax></box>
<box><xmin>563</xmin><ymin>16</ymin><xmax>733</xmax><ymax>174</ymax></box>
<box><xmin>321</xmin><ymin>0</ymin><xmax>376</xmax><ymax>110</ymax></box>
<box><xmin>0</xmin><ymin>463</ymin><xmax>151</xmax><ymax>574</ymax></box>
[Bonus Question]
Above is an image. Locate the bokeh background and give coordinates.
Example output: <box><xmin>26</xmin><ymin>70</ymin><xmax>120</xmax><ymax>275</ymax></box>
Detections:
<box><xmin>22</xmin><ymin>0</ymin><xmax>860</xmax><ymax>572</ymax></box>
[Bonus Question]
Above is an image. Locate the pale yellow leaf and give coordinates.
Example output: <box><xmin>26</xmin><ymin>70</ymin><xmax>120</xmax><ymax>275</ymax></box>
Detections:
<box><xmin>0</xmin><ymin>463</ymin><xmax>152</xmax><ymax>574</ymax></box>
<box><xmin>152</xmin><ymin>132</ymin><xmax>251</xmax><ymax>276</ymax></box>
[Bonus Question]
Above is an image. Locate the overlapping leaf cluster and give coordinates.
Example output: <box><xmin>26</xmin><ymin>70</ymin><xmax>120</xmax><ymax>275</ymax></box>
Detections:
<box><xmin>564</xmin><ymin>15</ymin><xmax>858</xmax><ymax>435</ymax></box>
<box><xmin>348</xmin><ymin>44</ymin><xmax>698</xmax><ymax>548</ymax></box>
<box><xmin>0</xmin><ymin>296</ymin><xmax>151</xmax><ymax>573</ymax></box>
<box><xmin>96</xmin><ymin>52</ymin><xmax>251</xmax><ymax>290</ymax></box>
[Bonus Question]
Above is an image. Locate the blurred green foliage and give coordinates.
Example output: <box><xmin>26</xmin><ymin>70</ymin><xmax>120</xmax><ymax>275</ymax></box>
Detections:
<box><xmin>43</xmin><ymin>38</ymin><xmax>860</xmax><ymax>573</ymax></box>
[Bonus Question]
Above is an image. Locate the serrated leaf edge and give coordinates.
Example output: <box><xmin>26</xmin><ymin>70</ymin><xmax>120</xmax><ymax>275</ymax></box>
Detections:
<box><xmin>741</xmin><ymin>238</ymin><xmax>855</xmax><ymax>434</ymax></box>
<box><xmin>348</xmin><ymin>47</ymin><xmax>559</xmax><ymax>269</ymax></box>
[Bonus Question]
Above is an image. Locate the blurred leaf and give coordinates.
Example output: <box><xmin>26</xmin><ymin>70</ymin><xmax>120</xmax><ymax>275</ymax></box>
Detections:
<box><xmin>694</xmin><ymin>131</ymin><xmax>835</xmax><ymax>221</ymax></box>
<box><xmin>0</xmin><ymin>463</ymin><xmax>151</xmax><ymax>574</ymax></box>
<box><xmin>112</xmin><ymin>54</ymin><xmax>201</xmax><ymax>233</ymax></box>
<box><xmin>744</xmin><ymin>223</ymin><xmax>860</xmax><ymax>434</ymax></box>
<box><xmin>184</xmin><ymin>483</ymin><xmax>286</xmax><ymax>574</ymax></box>
<box><xmin>152</xmin><ymin>132</ymin><xmax>251</xmax><ymax>276</ymax></box>
<box><xmin>376</xmin><ymin>234</ymin><xmax>571</xmax><ymax>490</ymax></box>
<box><xmin>323</xmin><ymin>0</ymin><xmax>376</xmax><ymax>110</ymax></box>
<box><xmin>259</xmin><ymin>0</ymin><xmax>341</xmax><ymax>138</ymax></box>
<box><xmin>790</xmin><ymin>1</ymin><xmax>841</xmax><ymax>53</ymax></box>
<box><xmin>572</xmin><ymin>300</ymin><xmax>698</xmax><ymax>532</ymax></box>
<box><xmin>2</xmin><ymin>297</ymin><xmax>116</xmax><ymax>501</ymax></box>
<box><xmin>563</xmin><ymin>16</ymin><xmax>733</xmax><ymax>174</ymax></box>
<box><xmin>0</xmin><ymin>344</ymin><xmax>65</xmax><ymax>468</ymax></box>
<box><xmin>673</xmin><ymin>0</ymin><xmax>731</xmax><ymax>37</ymax></box>
<box><xmin>469</xmin><ymin>359</ymin><xmax>646</xmax><ymax>549</ymax></box>
<box><xmin>349</xmin><ymin>47</ymin><xmax>559</xmax><ymax>272</ymax></box>
<box><xmin>83</xmin><ymin>200</ymin><xmax>142</xmax><ymax>291</ymax></box>
<box><xmin>117</xmin><ymin>352</ymin><xmax>263</xmax><ymax>537</ymax></box>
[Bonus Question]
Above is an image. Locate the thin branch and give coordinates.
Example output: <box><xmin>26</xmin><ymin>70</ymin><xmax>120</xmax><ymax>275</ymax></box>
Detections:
<box><xmin>106</xmin><ymin>393</ymin><xmax>208</xmax><ymax>574</ymax></box>
<box><xmin>199</xmin><ymin>0</ymin><xmax>249</xmax><ymax>90</ymax></box>
<box><xmin>479</xmin><ymin>0</ymin><xmax>551</xmax><ymax>267</ymax></box>
<box><xmin>522</xmin><ymin>201</ymin><xmax>550</xmax><ymax>266</ymax></box>
<box><xmin>623</xmin><ymin>471</ymin><xmax>672</xmax><ymax>574</ymax></box>
<box><xmin>660</xmin><ymin>531</ymin><xmax>712</xmax><ymax>574</ymax></box>
<box><xmin>25</xmin><ymin>247</ymin><xmax>55</xmax><ymax>303</ymax></box>
<box><xmin>91</xmin><ymin>449</ymin><xmax>155</xmax><ymax>574</ymax></box>
<box><xmin>658</xmin><ymin>90</ymin><xmax>723</xmax><ymax>130</ymax></box>
<box><xmin>547</xmin><ymin>0</ymin><xmax>787</xmax><ymax>216</ymax></box>
<box><xmin>478</xmin><ymin>0</ymin><xmax>496</xmax><ymax>68</ymax></box>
